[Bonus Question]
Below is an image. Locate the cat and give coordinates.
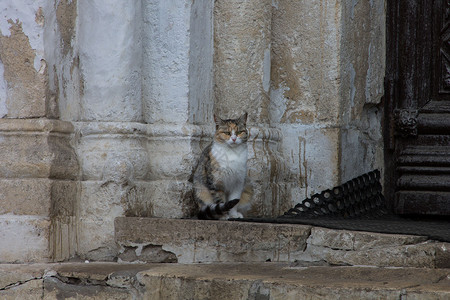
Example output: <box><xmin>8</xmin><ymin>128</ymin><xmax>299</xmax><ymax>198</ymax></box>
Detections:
<box><xmin>192</xmin><ymin>112</ymin><xmax>253</xmax><ymax>220</ymax></box>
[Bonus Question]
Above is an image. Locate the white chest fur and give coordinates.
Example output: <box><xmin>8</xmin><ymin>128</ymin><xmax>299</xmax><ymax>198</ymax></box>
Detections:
<box><xmin>211</xmin><ymin>142</ymin><xmax>248</xmax><ymax>199</ymax></box>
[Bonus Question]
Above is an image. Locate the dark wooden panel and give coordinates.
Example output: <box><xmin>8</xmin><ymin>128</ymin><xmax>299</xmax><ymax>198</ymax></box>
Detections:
<box><xmin>397</xmin><ymin>175</ymin><xmax>450</xmax><ymax>191</ymax></box>
<box><xmin>398</xmin><ymin>146</ymin><xmax>450</xmax><ymax>166</ymax></box>
<box><xmin>418</xmin><ymin>113</ymin><xmax>450</xmax><ymax>134</ymax></box>
<box><xmin>387</xmin><ymin>0</ymin><xmax>450</xmax><ymax>216</ymax></box>
<box><xmin>396</xmin><ymin>191</ymin><xmax>450</xmax><ymax>215</ymax></box>
<box><xmin>436</xmin><ymin>0</ymin><xmax>450</xmax><ymax>97</ymax></box>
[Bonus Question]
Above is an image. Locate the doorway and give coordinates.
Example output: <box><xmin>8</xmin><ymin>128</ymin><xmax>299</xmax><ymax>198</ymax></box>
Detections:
<box><xmin>385</xmin><ymin>0</ymin><xmax>450</xmax><ymax>216</ymax></box>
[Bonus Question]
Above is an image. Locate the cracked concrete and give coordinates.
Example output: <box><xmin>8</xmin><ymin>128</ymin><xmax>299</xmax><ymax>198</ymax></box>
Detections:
<box><xmin>115</xmin><ymin>218</ymin><xmax>450</xmax><ymax>268</ymax></box>
<box><xmin>117</xmin><ymin>244</ymin><xmax>177</xmax><ymax>263</ymax></box>
<box><xmin>115</xmin><ymin>217</ymin><xmax>312</xmax><ymax>264</ymax></box>
<box><xmin>300</xmin><ymin>227</ymin><xmax>447</xmax><ymax>268</ymax></box>
<box><xmin>0</xmin><ymin>263</ymin><xmax>151</xmax><ymax>299</ymax></box>
<box><xmin>1</xmin><ymin>262</ymin><xmax>448</xmax><ymax>299</ymax></box>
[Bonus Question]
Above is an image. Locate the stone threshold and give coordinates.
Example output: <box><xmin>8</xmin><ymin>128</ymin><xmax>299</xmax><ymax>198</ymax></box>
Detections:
<box><xmin>0</xmin><ymin>262</ymin><xmax>448</xmax><ymax>299</ymax></box>
<box><xmin>115</xmin><ymin>217</ymin><xmax>450</xmax><ymax>268</ymax></box>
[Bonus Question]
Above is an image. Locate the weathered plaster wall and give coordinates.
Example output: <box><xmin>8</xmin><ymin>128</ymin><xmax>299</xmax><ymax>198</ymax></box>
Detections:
<box><xmin>0</xmin><ymin>1</ymin><xmax>79</xmax><ymax>263</ymax></box>
<box><xmin>214</xmin><ymin>0</ymin><xmax>292</xmax><ymax>217</ymax></box>
<box><xmin>73</xmin><ymin>0</ymin><xmax>146</xmax><ymax>261</ymax></box>
<box><xmin>78</xmin><ymin>0</ymin><xmax>143</xmax><ymax>122</ymax></box>
<box><xmin>271</xmin><ymin>0</ymin><xmax>342</xmax><ymax>126</ymax></box>
<box><xmin>56</xmin><ymin>0</ymin><xmax>214</xmax><ymax>260</ymax></box>
<box><xmin>269</xmin><ymin>0</ymin><xmax>385</xmax><ymax>205</ymax></box>
<box><xmin>340</xmin><ymin>0</ymin><xmax>385</xmax><ymax>182</ymax></box>
<box><xmin>0</xmin><ymin>1</ymin><xmax>48</xmax><ymax>118</ymax></box>
<box><xmin>45</xmin><ymin>0</ymin><xmax>79</xmax><ymax>120</ymax></box>
<box><xmin>142</xmin><ymin>0</ymin><xmax>214</xmax><ymax>221</ymax></box>
<box><xmin>140</xmin><ymin>0</ymin><xmax>214</xmax><ymax>221</ymax></box>
<box><xmin>214</xmin><ymin>0</ymin><xmax>271</xmax><ymax>124</ymax></box>
<box><xmin>0</xmin><ymin>0</ymin><xmax>385</xmax><ymax>263</ymax></box>
<box><xmin>270</xmin><ymin>0</ymin><xmax>343</xmax><ymax>202</ymax></box>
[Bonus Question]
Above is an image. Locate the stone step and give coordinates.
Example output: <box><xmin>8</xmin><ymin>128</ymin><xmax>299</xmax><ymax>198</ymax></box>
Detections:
<box><xmin>114</xmin><ymin>217</ymin><xmax>450</xmax><ymax>268</ymax></box>
<box><xmin>0</xmin><ymin>262</ymin><xmax>449</xmax><ymax>299</ymax></box>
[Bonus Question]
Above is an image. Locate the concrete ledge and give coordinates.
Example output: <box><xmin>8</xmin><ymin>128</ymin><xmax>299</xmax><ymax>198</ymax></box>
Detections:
<box><xmin>115</xmin><ymin>217</ymin><xmax>311</xmax><ymax>263</ymax></box>
<box><xmin>139</xmin><ymin>262</ymin><xmax>450</xmax><ymax>300</ymax></box>
<box><xmin>0</xmin><ymin>262</ymin><xmax>449</xmax><ymax>299</ymax></box>
<box><xmin>115</xmin><ymin>217</ymin><xmax>450</xmax><ymax>268</ymax></box>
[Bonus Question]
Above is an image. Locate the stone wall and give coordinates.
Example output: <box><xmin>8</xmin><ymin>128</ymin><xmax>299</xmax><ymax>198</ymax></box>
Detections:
<box><xmin>0</xmin><ymin>0</ymin><xmax>79</xmax><ymax>263</ymax></box>
<box><xmin>339</xmin><ymin>0</ymin><xmax>385</xmax><ymax>182</ymax></box>
<box><xmin>0</xmin><ymin>0</ymin><xmax>385</xmax><ymax>262</ymax></box>
<box><xmin>213</xmin><ymin>0</ymin><xmax>385</xmax><ymax>208</ymax></box>
<box><xmin>269</xmin><ymin>0</ymin><xmax>385</xmax><ymax>203</ymax></box>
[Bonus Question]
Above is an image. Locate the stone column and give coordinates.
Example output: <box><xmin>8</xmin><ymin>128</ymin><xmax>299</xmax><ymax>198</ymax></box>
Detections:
<box><xmin>0</xmin><ymin>0</ymin><xmax>79</xmax><ymax>262</ymax></box>
<box><xmin>142</xmin><ymin>0</ymin><xmax>214</xmax><ymax>218</ymax></box>
<box><xmin>214</xmin><ymin>0</ymin><xmax>291</xmax><ymax>217</ymax></box>
<box><xmin>73</xmin><ymin>0</ymin><xmax>147</xmax><ymax>261</ymax></box>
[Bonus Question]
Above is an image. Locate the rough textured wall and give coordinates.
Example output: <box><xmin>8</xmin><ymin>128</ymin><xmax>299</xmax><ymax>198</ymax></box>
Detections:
<box><xmin>214</xmin><ymin>0</ymin><xmax>271</xmax><ymax>124</ymax></box>
<box><xmin>72</xmin><ymin>0</ymin><xmax>146</xmax><ymax>261</ymax></box>
<box><xmin>271</xmin><ymin>0</ymin><xmax>341</xmax><ymax>126</ymax></box>
<box><xmin>189</xmin><ymin>0</ymin><xmax>214</xmax><ymax>125</ymax></box>
<box><xmin>0</xmin><ymin>0</ymin><xmax>385</xmax><ymax>263</ymax></box>
<box><xmin>270</xmin><ymin>0</ymin><xmax>343</xmax><ymax>203</ymax></box>
<box><xmin>0</xmin><ymin>0</ymin><xmax>80</xmax><ymax>263</ymax></box>
<box><xmin>214</xmin><ymin>0</ymin><xmax>292</xmax><ymax>217</ymax></box>
<box><xmin>45</xmin><ymin>0</ymin><xmax>79</xmax><ymax>120</ymax></box>
<box><xmin>340</xmin><ymin>0</ymin><xmax>385</xmax><ymax>182</ymax></box>
<box><xmin>68</xmin><ymin>0</ymin><xmax>215</xmax><ymax>260</ymax></box>
<box><xmin>269</xmin><ymin>0</ymin><xmax>385</xmax><ymax>205</ymax></box>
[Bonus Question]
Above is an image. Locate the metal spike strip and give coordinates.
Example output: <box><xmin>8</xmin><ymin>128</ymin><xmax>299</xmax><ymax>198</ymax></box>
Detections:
<box><xmin>280</xmin><ymin>170</ymin><xmax>388</xmax><ymax>219</ymax></box>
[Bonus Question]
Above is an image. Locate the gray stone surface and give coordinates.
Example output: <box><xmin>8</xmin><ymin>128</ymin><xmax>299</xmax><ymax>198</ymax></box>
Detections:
<box><xmin>115</xmin><ymin>217</ymin><xmax>450</xmax><ymax>268</ymax></box>
<box><xmin>0</xmin><ymin>262</ymin><xmax>448</xmax><ymax>300</ymax></box>
<box><xmin>138</xmin><ymin>263</ymin><xmax>450</xmax><ymax>300</ymax></box>
<box><xmin>115</xmin><ymin>217</ymin><xmax>311</xmax><ymax>264</ymax></box>
<box><xmin>302</xmin><ymin>227</ymin><xmax>448</xmax><ymax>268</ymax></box>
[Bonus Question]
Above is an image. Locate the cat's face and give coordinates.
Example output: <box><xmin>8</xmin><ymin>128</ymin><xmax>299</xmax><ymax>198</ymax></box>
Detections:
<box><xmin>214</xmin><ymin>113</ymin><xmax>248</xmax><ymax>147</ymax></box>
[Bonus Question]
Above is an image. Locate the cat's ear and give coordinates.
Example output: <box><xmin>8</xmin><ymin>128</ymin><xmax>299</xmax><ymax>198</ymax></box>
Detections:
<box><xmin>214</xmin><ymin>114</ymin><xmax>221</xmax><ymax>129</ymax></box>
<box><xmin>239</xmin><ymin>112</ymin><xmax>248</xmax><ymax>126</ymax></box>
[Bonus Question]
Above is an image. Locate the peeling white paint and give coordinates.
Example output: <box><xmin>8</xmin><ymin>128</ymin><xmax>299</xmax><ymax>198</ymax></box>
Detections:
<box><xmin>0</xmin><ymin>0</ymin><xmax>45</xmax><ymax>72</ymax></box>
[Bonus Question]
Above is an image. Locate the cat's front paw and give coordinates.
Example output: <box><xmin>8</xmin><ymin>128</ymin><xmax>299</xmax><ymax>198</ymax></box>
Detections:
<box><xmin>228</xmin><ymin>210</ymin><xmax>243</xmax><ymax>219</ymax></box>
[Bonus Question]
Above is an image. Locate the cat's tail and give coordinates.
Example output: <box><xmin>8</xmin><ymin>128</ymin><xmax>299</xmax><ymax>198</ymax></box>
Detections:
<box><xmin>198</xmin><ymin>199</ymin><xmax>240</xmax><ymax>220</ymax></box>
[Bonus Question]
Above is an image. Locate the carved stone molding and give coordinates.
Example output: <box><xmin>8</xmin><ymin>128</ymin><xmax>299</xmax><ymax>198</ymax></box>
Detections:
<box><xmin>394</xmin><ymin>109</ymin><xmax>419</xmax><ymax>137</ymax></box>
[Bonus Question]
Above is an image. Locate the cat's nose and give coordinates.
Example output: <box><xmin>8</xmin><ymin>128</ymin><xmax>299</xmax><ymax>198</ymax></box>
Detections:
<box><xmin>231</xmin><ymin>136</ymin><xmax>237</xmax><ymax>142</ymax></box>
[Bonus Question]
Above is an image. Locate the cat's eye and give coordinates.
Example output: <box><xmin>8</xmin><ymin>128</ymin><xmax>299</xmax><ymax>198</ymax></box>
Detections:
<box><xmin>222</xmin><ymin>131</ymin><xmax>231</xmax><ymax>135</ymax></box>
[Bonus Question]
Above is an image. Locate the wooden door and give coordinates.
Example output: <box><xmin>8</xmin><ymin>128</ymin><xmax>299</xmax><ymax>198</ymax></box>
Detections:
<box><xmin>385</xmin><ymin>0</ymin><xmax>450</xmax><ymax>215</ymax></box>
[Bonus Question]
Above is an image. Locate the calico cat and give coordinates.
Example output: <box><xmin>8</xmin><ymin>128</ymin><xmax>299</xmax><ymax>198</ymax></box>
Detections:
<box><xmin>192</xmin><ymin>113</ymin><xmax>253</xmax><ymax>220</ymax></box>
